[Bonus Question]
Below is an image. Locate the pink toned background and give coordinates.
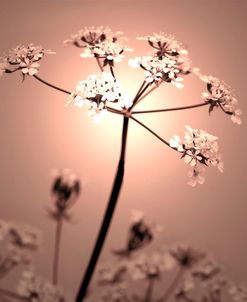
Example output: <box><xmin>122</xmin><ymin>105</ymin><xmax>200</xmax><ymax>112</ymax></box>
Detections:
<box><xmin>0</xmin><ymin>0</ymin><xmax>246</xmax><ymax>300</ymax></box>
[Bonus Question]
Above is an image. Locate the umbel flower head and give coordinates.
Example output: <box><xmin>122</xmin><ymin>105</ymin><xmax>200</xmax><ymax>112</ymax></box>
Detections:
<box><xmin>0</xmin><ymin>43</ymin><xmax>54</xmax><ymax>80</ymax></box>
<box><xmin>64</xmin><ymin>26</ymin><xmax>132</xmax><ymax>66</ymax></box>
<box><xmin>51</xmin><ymin>169</ymin><xmax>80</xmax><ymax>219</ymax></box>
<box><xmin>201</xmin><ymin>75</ymin><xmax>242</xmax><ymax>124</ymax></box>
<box><xmin>67</xmin><ymin>72</ymin><xmax>131</xmax><ymax>123</ymax></box>
<box><xmin>169</xmin><ymin>126</ymin><xmax>223</xmax><ymax>186</ymax></box>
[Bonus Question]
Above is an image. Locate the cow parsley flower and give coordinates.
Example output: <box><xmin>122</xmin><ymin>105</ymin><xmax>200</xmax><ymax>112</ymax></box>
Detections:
<box><xmin>68</xmin><ymin>72</ymin><xmax>130</xmax><ymax>122</ymax></box>
<box><xmin>17</xmin><ymin>271</ymin><xmax>65</xmax><ymax>302</ymax></box>
<box><xmin>1</xmin><ymin>43</ymin><xmax>54</xmax><ymax>79</ymax></box>
<box><xmin>64</xmin><ymin>26</ymin><xmax>132</xmax><ymax>66</ymax></box>
<box><xmin>170</xmin><ymin>126</ymin><xmax>223</xmax><ymax>186</ymax></box>
<box><xmin>201</xmin><ymin>76</ymin><xmax>242</xmax><ymax>124</ymax></box>
<box><xmin>129</xmin><ymin>55</ymin><xmax>184</xmax><ymax>88</ymax></box>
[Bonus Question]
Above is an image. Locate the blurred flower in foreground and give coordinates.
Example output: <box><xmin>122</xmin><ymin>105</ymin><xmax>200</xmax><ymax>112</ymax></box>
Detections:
<box><xmin>0</xmin><ymin>43</ymin><xmax>54</xmax><ymax>80</ymax></box>
<box><xmin>101</xmin><ymin>284</ymin><xmax>130</xmax><ymax>302</ymax></box>
<box><xmin>50</xmin><ymin>169</ymin><xmax>80</xmax><ymax>220</ymax></box>
<box><xmin>229</xmin><ymin>284</ymin><xmax>247</xmax><ymax>302</ymax></box>
<box><xmin>17</xmin><ymin>271</ymin><xmax>65</xmax><ymax>302</ymax></box>
<box><xmin>201</xmin><ymin>75</ymin><xmax>242</xmax><ymax>124</ymax></box>
<box><xmin>169</xmin><ymin>126</ymin><xmax>224</xmax><ymax>186</ymax></box>
<box><xmin>67</xmin><ymin>72</ymin><xmax>131</xmax><ymax>123</ymax></box>
<box><xmin>64</xmin><ymin>26</ymin><xmax>132</xmax><ymax>66</ymax></box>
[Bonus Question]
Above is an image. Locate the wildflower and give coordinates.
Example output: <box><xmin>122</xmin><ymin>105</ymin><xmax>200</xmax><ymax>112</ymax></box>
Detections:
<box><xmin>68</xmin><ymin>72</ymin><xmax>129</xmax><ymax>122</ymax></box>
<box><xmin>51</xmin><ymin>169</ymin><xmax>80</xmax><ymax>215</ymax></box>
<box><xmin>101</xmin><ymin>284</ymin><xmax>130</xmax><ymax>302</ymax></box>
<box><xmin>1</xmin><ymin>43</ymin><xmax>54</xmax><ymax>79</ymax></box>
<box><xmin>64</xmin><ymin>26</ymin><xmax>132</xmax><ymax>66</ymax></box>
<box><xmin>97</xmin><ymin>260</ymin><xmax>127</xmax><ymax>285</ymax></box>
<box><xmin>17</xmin><ymin>271</ymin><xmax>65</xmax><ymax>302</ymax></box>
<box><xmin>201</xmin><ymin>76</ymin><xmax>241</xmax><ymax>124</ymax></box>
<box><xmin>170</xmin><ymin>126</ymin><xmax>223</xmax><ymax>186</ymax></box>
<box><xmin>169</xmin><ymin>244</ymin><xmax>205</xmax><ymax>269</ymax></box>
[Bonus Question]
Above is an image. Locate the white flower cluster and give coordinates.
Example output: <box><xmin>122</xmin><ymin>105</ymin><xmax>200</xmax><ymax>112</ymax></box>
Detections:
<box><xmin>129</xmin><ymin>55</ymin><xmax>184</xmax><ymax>88</ymax></box>
<box><xmin>169</xmin><ymin>126</ymin><xmax>224</xmax><ymax>186</ymax></box>
<box><xmin>0</xmin><ymin>43</ymin><xmax>54</xmax><ymax>77</ymax></box>
<box><xmin>201</xmin><ymin>76</ymin><xmax>242</xmax><ymax>125</ymax></box>
<box><xmin>64</xmin><ymin>26</ymin><xmax>132</xmax><ymax>66</ymax></box>
<box><xmin>68</xmin><ymin>72</ymin><xmax>131</xmax><ymax>123</ymax></box>
<box><xmin>129</xmin><ymin>32</ymin><xmax>191</xmax><ymax>87</ymax></box>
<box><xmin>17</xmin><ymin>271</ymin><xmax>65</xmax><ymax>302</ymax></box>
<box><xmin>0</xmin><ymin>219</ymin><xmax>41</xmax><ymax>273</ymax></box>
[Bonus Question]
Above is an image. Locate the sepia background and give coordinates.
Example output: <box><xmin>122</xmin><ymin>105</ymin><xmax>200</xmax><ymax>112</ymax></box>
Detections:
<box><xmin>0</xmin><ymin>0</ymin><xmax>246</xmax><ymax>300</ymax></box>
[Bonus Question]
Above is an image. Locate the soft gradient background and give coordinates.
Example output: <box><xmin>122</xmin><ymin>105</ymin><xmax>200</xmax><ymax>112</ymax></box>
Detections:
<box><xmin>0</xmin><ymin>0</ymin><xmax>246</xmax><ymax>301</ymax></box>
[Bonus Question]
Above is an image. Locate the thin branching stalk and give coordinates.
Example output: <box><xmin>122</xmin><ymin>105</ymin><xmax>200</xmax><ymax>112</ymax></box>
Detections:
<box><xmin>110</xmin><ymin>66</ymin><xmax>116</xmax><ymax>79</ymax></box>
<box><xmin>52</xmin><ymin>216</ymin><xmax>63</xmax><ymax>285</ymax></box>
<box><xmin>129</xmin><ymin>115</ymin><xmax>171</xmax><ymax>148</ymax></box>
<box><xmin>137</xmin><ymin>80</ymin><xmax>163</xmax><ymax>103</ymax></box>
<box><xmin>76</xmin><ymin>116</ymin><xmax>129</xmax><ymax>302</ymax></box>
<box><xmin>95</xmin><ymin>56</ymin><xmax>104</xmax><ymax>72</ymax></box>
<box><xmin>132</xmin><ymin>102</ymin><xmax>209</xmax><ymax>114</ymax></box>
<box><xmin>33</xmin><ymin>75</ymin><xmax>71</xmax><ymax>95</ymax></box>
<box><xmin>156</xmin><ymin>269</ymin><xmax>184</xmax><ymax>302</ymax></box>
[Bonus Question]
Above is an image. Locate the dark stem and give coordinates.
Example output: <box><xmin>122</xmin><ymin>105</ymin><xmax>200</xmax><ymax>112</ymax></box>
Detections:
<box><xmin>95</xmin><ymin>56</ymin><xmax>104</xmax><ymax>72</ymax></box>
<box><xmin>156</xmin><ymin>269</ymin><xmax>184</xmax><ymax>302</ymax></box>
<box><xmin>144</xmin><ymin>279</ymin><xmax>155</xmax><ymax>302</ymax></box>
<box><xmin>132</xmin><ymin>102</ymin><xmax>209</xmax><ymax>114</ymax></box>
<box><xmin>137</xmin><ymin>80</ymin><xmax>163</xmax><ymax>103</ymax></box>
<box><xmin>52</xmin><ymin>216</ymin><xmax>63</xmax><ymax>285</ymax></box>
<box><xmin>129</xmin><ymin>115</ymin><xmax>171</xmax><ymax>148</ymax></box>
<box><xmin>33</xmin><ymin>75</ymin><xmax>71</xmax><ymax>95</ymax></box>
<box><xmin>130</xmin><ymin>82</ymin><xmax>150</xmax><ymax>110</ymax></box>
<box><xmin>110</xmin><ymin>66</ymin><xmax>115</xmax><ymax>79</ymax></box>
<box><xmin>75</xmin><ymin>116</ymin><xmax>129</xmax><ymax>302</ymax></box>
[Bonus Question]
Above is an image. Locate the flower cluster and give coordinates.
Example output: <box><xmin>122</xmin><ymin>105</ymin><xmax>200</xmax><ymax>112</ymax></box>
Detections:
<box><xmin>68</xmin><ymin>72</ymin><xmax>131</xmax><ymax>123</ymax></box>
<box><xmin>129</xmin><ymin>32</ymin><xmax>191</xmax><ymax>88</ymax></box>
<box><xmin>129</xmin><ymin>55</ymin><xmax>184</xmax><ymax>88</ymax></box>
<box><xmin>64</xmin><ymin>26</ymin><xmax>132</xmax><ymax>66</ymax></box>
<box><xmin>169</xmin><ymin>126</ymin><xmax>224</xmax><ymax>186</ymax></box>
<box><xmin>0</xmin><ymin>43</ymin><xmax>54</xmax><ymax>79</ymax></box>
<box><xmin>201</xmin><ymin>75</ymin><xmax>242</xmax><ymax>124</ymax></box>
<box><xmin>50</xmin><ymin>169</ymin><xmax>80</xmax><ymax>220</ymax></box>
<box><xmin>17</xmin><ymin>271</ymin><xmax>65</xmax><ymax>302</ymax></box>
<box><xmin>0</xmin><ymin>219</ymin><xmax>41</xmax><ymax>278</ymax></box>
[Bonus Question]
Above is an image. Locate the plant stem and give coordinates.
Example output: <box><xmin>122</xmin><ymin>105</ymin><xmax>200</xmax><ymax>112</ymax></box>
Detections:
<box><xmin>52</xmin><ymin>216</ymin><xmax>63</xmax><ymax>285</ymax></box>
<box><xmin>144</xmin><ymin>279</ymin><xmax>155</xmax><ymax>302</ymax></box>
<box><xmin>0</xmin><ymin>288</ymin><xmax>28</xmax><ymax>301</ymax></box>
<box><xmin>33</xmin><ymin>75</ymin><xmax>71</xmax><ymax>95</ymax></box>
<box><xmin>76</xmin><ymin>116</ymin><xmax>129</xmax><ymax>302</ymax></box>
<box><xmin>132</xmin><ymin>102</ymin><xmax>209</xmax><ymax>114</ymax></box>
<box><xmin>156</xmin><ymin>269</ymin><xmax>184</xmax><ymax>302</ymax></box>
<box><xmin>129</xmin><ymin>115</ymin><xmax>171</xmax><ymax>148</ymax></box>
<box><xmin>110</xmin><ymin>66</ymin><xmax>115</xmax><ymax>79</ymax></box>
<box><xmin>95</xmin><ymin>57</ymin><xmax>104</xmax><ymax>72</ymax></box>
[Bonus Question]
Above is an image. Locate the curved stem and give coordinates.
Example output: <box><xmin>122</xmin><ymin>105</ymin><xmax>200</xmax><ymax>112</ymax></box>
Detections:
<box><xmin>156</xmin><ymin>269</ymin><xmax>184</xmax><ymax>302</ymax></box>
<box><xmin>76</xmin><ymin>116</ymin><xmax>129</xmax><ymax>302</ymax></box>
<box><xmin>52</xmin><ymin>217</ymin><xmax>63</xmax><ymax>285</ymax></box>
<box><xmin>132</xmin><ymin>102</ymin><xmax>209</xmax><ymax>115</ymax></box>
<box><xmin>33</xmin><ymin>74</ymin><xmax>71</xmax><ymax>95</ymax></box>
<box><xmin>110</xmin><ymin>66</ymin><xmax>115</xmax><ymax>79</ymax></box>
<box><xmin>129</xmin><ymin>115</ymin><xmax>171</xmax><ymax>148</ymax></box>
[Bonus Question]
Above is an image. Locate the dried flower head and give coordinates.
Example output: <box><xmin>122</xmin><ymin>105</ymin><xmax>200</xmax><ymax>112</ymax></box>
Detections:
<box><xmin>51</xmin><ymin>169</ymin><xmax>80</xmax><ymax>216</ymax></box>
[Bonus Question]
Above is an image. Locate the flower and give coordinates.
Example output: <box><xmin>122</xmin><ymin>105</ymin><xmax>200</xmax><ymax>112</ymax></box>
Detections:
<box><xmin>0</xmin><ymin>58</ymin><xmax>9</xmax><ymax>77</ymax></box>
<box><xmin>129</xmin><ymin>55</ymin><xmax>184</xmax><ymax>88</ymax></box>
<box><xmin>64</xmin><ymin>26</ymin><xmax>132</xmax><ymax>66</ymax></box>
<box><xmin>51</xmin><ymin>169</ymin><xmax>80</xmax><ymax>215</ymax></box>
<box><xmin>101</xmin><ymin>284</ymin><xmax>130</xmax><ymax>302</ymax></box>
<box><xmin>169</xmin><ymin>244</ymin><xmax>205</xmax><ymax>269</ymax></box>
<box><xmin>201</xmin><ymin>75</ymin><xmax>241</xmax><ymax>124</ymax></box>
<box><xmin>17</xmin><ymin>271</ymin><xmax>65</xmax><ymax>302</ymax></box>
<box><xmin>68</xmin><ymin>72</ymin><xmax>130</xmax><ymax>122</ymax></box>
<box><xmin>1</xmin><ymin>43</ymin><xmax>54</xmax><ymax>79</ymax></box>
<box><xmin>97</xmin><ymin>260</ymin><xmax>127</xmax><ymax>285</ymax></box>
<box><xmin>229</xmin><ymin>284</ymin><xmax>247</xmax><ymax>302</ymax></box>
<box><xmin>170</xmin><ymin>126</ymin><xmax>223</xmax><ymax>186</ymax></box>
